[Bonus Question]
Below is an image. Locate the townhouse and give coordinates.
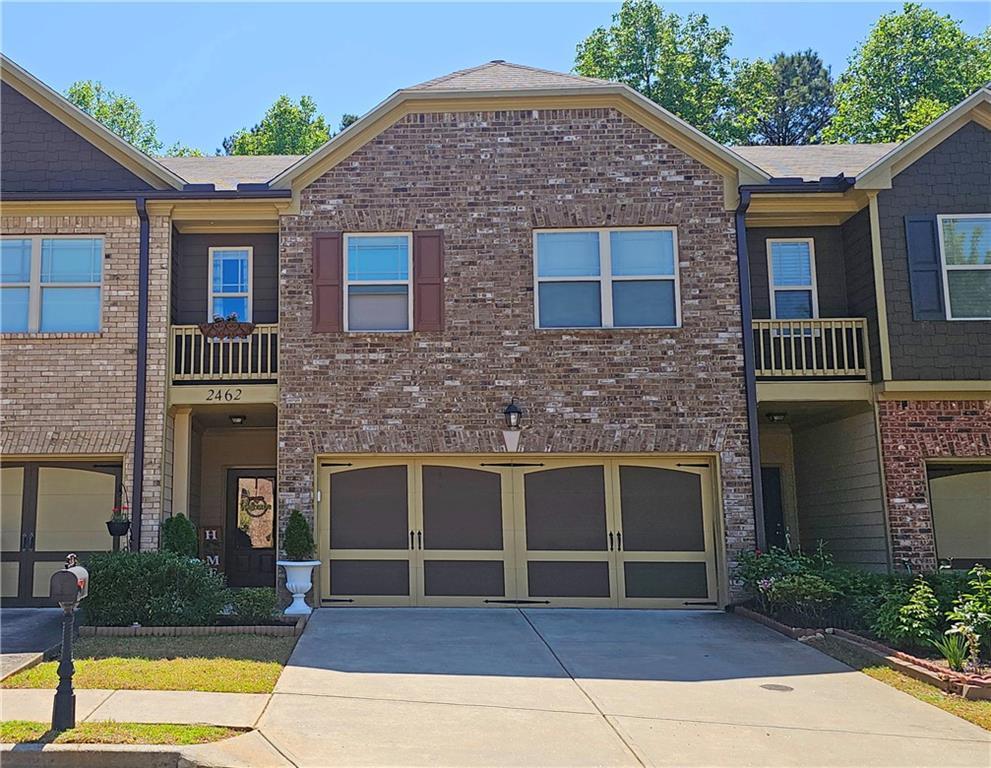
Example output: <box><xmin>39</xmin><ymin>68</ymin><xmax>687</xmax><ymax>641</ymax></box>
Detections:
<box><xmin>1</xmin><ymin>55</ymin><xmax>987</xmax><ymax>608</ymax></box>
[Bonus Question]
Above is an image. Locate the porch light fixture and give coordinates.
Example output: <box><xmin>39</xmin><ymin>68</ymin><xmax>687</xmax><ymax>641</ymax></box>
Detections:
<box><xmin>229</xmin><ymin>415</ymin><xmax>247</xmax><ymax>426</ymax></box>
<box><xmin>765</xmin><ymin>412</ymin><xmax>787</xmax><ymax>424</ymax></box>
<box><xmin>503</xmin><ymin>399</ymin><xmax>523</xmax><ymax>430</ymax></box>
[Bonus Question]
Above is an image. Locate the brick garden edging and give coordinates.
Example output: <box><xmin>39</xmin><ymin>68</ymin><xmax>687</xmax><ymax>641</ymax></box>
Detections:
<box><xmin>79</xmin><ymin>614</ymin><xmax>307</xmax><ymax>638</ymax></box>
<box><xmin>732</xmin><ymin>606</ymin><xmax>991</xmax><ymax>701</ymax></box>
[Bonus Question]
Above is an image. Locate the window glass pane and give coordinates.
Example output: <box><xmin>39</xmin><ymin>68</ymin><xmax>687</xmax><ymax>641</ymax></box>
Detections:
<box><xmin>40</xmin><ymin>287</ymin><xmax>100</xmax><ymax>332</ymax></box>
<box><xmin>613</xmin><ymin>280</ymin><xmax>676</xmax><ymax>326</ymax></box>
<box><xmin>348</xmin><ymin>285</ymin><xmax>409</xmax><ymax>331</ymax></box>
<box><xmin>947</xmin><ymin>271</ymin><xmax>991</xmax><ymax>318</ymax></box>
<box><xmin>41</xmin><ymin>239</ymin><xmax>101</xmax><ymax>283</ymax></box>
<box><xmin>770</xmin><ymin>241</ymin><xmax>812</xmax><ymax>286</ymax></box>
<box><xmin>538</xmin><ymin>281</ymin><xmax>601</xmax><ymax>327</ymax></box>
<box><xmin>774</xmin><ymin>290</ymin><xmax>813</xmax><ymax>319</ymax></box>
<box><xmin>536</xmin><ymin>232</ymin><xmax>600</xmax><ymax>277</ymax></box>
<box><xmin>942</xmin><ymin>218</ymin><xmax>991</xmax><ymax>266</ymax></box>
<box><xmin>212</xmin><ymin>251</ymin><xmax>249</xmax><ymax>293</ymax></box>
<box><xmin>1</xmin><ymin>240</ymin><xmax>31</xmax><ymax>283</ymax></box>
<box><xmin>347</xmin><ymin>236</ymin><xmax>409</xmax><ymax>281</ymax></box>
<box><xmin>212</xmin><ymin>296</ymin><xmax>249</xmax><ymax>320</ymax></box>
<box><xmin>0</xmin><ymin>287</ymin><xmax>29</xmax><ymax>332</ymax></box>
<box><xmin>610</xmin><ymin>230</ymin><xmax>675</xmax><ymax>276</ymax></box>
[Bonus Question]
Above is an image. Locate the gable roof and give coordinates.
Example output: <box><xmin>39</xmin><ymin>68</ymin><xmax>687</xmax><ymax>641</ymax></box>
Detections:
<box><xmin>270</xmin><ymin>60</ymin><xmax>770</xmax><ymax>194</ymax></box>
<box><xmin>734</xmin><ymin>144</ymin><xmax>897</xmax><ymax>181</ymax></box>
<box><xmin>0</xmin><ymin>53</ymin><xmax>186</xmax><ymax>191</ymax></box>
<box><xmin>409</xmin><ymin>60</ymin><xmax>612</xmax><ymax>91</ymax></box>
<box><xmin>160</xmin><ymin>155</ymin><xmax>302</xmax><ymax>190</ymax></box>
<box><xmin>855</xmin><ymin>85</ymin><xmax>991</xmax><ymax>189</ymax></box>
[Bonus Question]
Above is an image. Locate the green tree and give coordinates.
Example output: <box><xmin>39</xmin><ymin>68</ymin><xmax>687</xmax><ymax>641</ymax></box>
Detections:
<box><xmin>824</xmin><ymin>3</ymin><xmax>991</xmax><ymax>143</ymax></box>
<box><xmin>575</xmin><ymin>0</ymin><xmax>742</xmax><ymax>142</ymax></box>
<box><xmin>66</xmin><ymin>80</ymin><xmax>163</xmax><ymax>154</ymax></box>
<box><xmin>339</xmin><ymin>113</ymin><xmax>360</xmax><ymax>132</ymax></box>
<box><xmin>737</xmin><ymin>51</ymin><xmax>835</xmax><ymax>145</ymax></box>
<box><xmin>223</xmin><ymin>95</ymin><xmax>331</xmax><ymax>155</ymax></box>
<box><xmin>166</xmin><ymin>142</ymin><xmax>204</xmax><ymax>157</ymax></box>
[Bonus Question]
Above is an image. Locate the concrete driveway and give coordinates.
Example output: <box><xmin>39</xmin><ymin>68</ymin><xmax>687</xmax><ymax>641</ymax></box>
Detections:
<box><xmin>0</xmin><ymin>608</ymin><xmax>61</xmax><ymax>680</ymax></box>
<box><xmin>261</xmin><ymin>609</ymin><xmax>990</xmax><ymax>767</ymax></box>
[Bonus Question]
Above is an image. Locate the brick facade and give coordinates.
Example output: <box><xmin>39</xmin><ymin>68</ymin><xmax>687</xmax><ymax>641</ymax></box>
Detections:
<box><xmin>278</xmin><ymin>108</ymin><xmax>756</xmax><ymax>588</ymax></box>
<box><xmin>877</xmin><ymin>399</ymin><xmax>991</xmax><ymax>570</ymax></box>
<box><xmin>0</xmin><ymin>212</ymin><xmax>171</xmax><ymax>550</ymax></box>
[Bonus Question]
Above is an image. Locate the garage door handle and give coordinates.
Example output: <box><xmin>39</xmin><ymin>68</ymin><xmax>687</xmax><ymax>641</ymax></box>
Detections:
<box><xmin>410</xmin><ymin>530</ymin><xmax>415</xmax><ymax>550</ymax></box>
<box><xmin>608</xmin><ymin>532</ymin><xmax>614</xmax><ymax>551</ymax></box>
<box><xmin>617</xmin><ymin>532</ymin><xmax>622</xmax><ymax>551</ymax></box>
<box><xmin>417</xmin><ymin>531</ymin><xmax>422</xmax><ymax>550</ymax></box>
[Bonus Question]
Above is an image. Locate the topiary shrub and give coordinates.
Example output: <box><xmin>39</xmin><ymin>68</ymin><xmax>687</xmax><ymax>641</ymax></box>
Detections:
<box><xmin>161</xmin><ymin>513</ymin><xmax>198</xmax><ymax>558</ymax></box>
<box><xmin>82</xmin><ymin>551</ymin><xmax>227</xmax><ymax>626</ymax></box>
<box><xmin>282</xmin><ymin>510</ymin><xmax>314</xmax><ymax>561</ymax></box>
<box><xmin>230</xmin><ymin>587</ymin><xmax>278</xmax><ymax>624</ymax></box>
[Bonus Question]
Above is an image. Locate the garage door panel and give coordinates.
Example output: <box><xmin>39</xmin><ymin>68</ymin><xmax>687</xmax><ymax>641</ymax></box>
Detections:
<box><xmin>330</xmin><ymin>466</ymin><xmax>410</xmax><ymax>550</ymax></box>
<box><xmin>527</xmin><ymin>561</ymin><xmax>611</xmax><ymax>598</ymax></box>
<box><xmin>421</xmin><ymin>466</ymin><xmax>503</xmax><ymax>551</ymax></box>
<box><xmin>618</xmin><ymin>466</ymin><xmax>705</xmax><ymax>552</ymax></box>
<box><xmin>623</xmin><ymin>561</ymin><xmax>709</xmax><ymax>599</ymax></box>
<box><xmin>523</xmin><ymin>466</ymin><xmax>608</xmax><ymax>551</ymax></box>
<box><xmin>422</xmin><ymin>560</ymin><xmax>505</xmax><ymax>597</ymax></box>
<box><xmin>330</xmin><ymin>560</ymin><xmax>410</xmax><ymax>596</ymax></box>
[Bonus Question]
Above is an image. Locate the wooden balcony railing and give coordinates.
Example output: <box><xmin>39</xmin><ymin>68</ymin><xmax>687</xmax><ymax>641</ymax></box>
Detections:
<box><xmin>753</xmin><ymin>318</ymin><xmax>868</xmax><ymax>379</ymax></box>
<box><xmin>170</xmin><ymin>324</ymin><xmax>278</xmax><ymax>383</ymax></box>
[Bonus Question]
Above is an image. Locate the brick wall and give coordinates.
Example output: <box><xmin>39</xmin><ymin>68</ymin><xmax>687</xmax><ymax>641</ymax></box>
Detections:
<box><xmin>0</xmin><ymin>213</ymin><xmax>171</xmax><ymax>550</ymax></box>
<box><xmin>877</xmin><ymin>399</ymin><xmax>991</xmax><ymax>570</ymax></box>
<box><xmin>278</xmin><ymin>108</ymin><xmax>756</xmax><ymax>587</ymax></box>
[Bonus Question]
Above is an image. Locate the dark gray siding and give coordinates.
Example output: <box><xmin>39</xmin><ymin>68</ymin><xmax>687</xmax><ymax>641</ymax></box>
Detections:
<box><xmin>172</xmin><ymin>233</ymin><xmax>279</xmax><ymax>324</ymax></box>
<box><xmin>746</xmin><ymin>226</ymin><xmax>849</xmax><ymax>319</ymax></box>
<box><xmin>877</xmin><ymin>120</ymin><xmax>991</xmax><ymax>380</ymax></box>
<box><xmin>1</xmin><ymin>81</ymin><xmax>153</xmax><ymax>193</ymax></box>
<box><xmin>841</xmin><ymin>209</ymin><xmax>882</xmax><ymax>382</ymax></box>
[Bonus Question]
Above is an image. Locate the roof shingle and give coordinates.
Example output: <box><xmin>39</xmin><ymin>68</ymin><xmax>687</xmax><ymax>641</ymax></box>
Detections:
<box><xmin>409</xmin><ymin>60</ymin><xmax>612</xmax><ymax>92</ymax></box>
<box><xmin>733</xmin><ymin>144</ymin><xmax>898</xmax><ymax>181</ymax></box>
<box><xmin>158</xmin><ymin>155</ymin><xmax>302</xmax><ymax>190</ymax></box>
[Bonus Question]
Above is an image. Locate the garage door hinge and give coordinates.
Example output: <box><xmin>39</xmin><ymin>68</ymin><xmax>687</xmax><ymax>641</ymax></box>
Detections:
<box><xmin>479</xmin><ymin>462</ymin><xmax>545</xmax><ymax>467</ymax></box>
<box><xmin>321</xmin><ymin>462</ymin><xmax>354</xmax><ymax>467</ymax></box>
<box><xmin>321</xmin><ymin>598</ymin><xmax>355</xmax><ymax>603</ymax></box>
<box><xmin>484</xmin><ymin>599</ymin><xmax>552</xmax><ymax>604</ymax></box>
<box><xmin>683</xmin><ymin>601</ymin><xmax>718</xmax><ymax>606</ymax></box>
<box><xmin>676</xmin><ymin>463</ymin><xmax>710</xmax><ymax>468</ymax></box>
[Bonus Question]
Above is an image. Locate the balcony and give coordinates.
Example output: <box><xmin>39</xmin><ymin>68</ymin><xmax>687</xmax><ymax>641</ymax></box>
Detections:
<box><xmin>170</xmin><ymin>324</ymin><xmax>278</xmax><ymax>384</ymax></box>
<box><xmin>754</xmin><ymin>318</ymin><xmax>868</xmax><ymax>380</ymax></box>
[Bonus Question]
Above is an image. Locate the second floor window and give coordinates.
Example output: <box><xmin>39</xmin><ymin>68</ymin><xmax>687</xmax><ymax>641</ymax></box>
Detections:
<box><xmin>534</xmin><ymin>228</ymin><xmax>680</xmax><ymax>329</ymax></box>
<box><xmin>344</xmin><ymin>234</ymin><xmax>413</xmax><ymax>332</ymax></box>
<box><xmin>1</xmin><ymin>236</ymin><xmax>102</xmax><ymax>333</ymax></box>
<box><xmin>209</xmin><ymin>247</ymin><xmax>252</xmax><ymax>321</ymax></box>
<box><xmin>938</xmin><ymin>215</ymin><xmax>991</xmax><ymax>320</ymax></box>
<box><xmin>767</xmin><ymin>239</ymin><xmax>818</xmax><ymax>320</ymax></box>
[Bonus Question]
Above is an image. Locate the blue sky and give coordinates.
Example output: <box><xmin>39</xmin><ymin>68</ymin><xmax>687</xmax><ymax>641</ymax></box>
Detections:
<box><xmin>2</xmin><ymin>2</ymin><xmax>989</xmax><ymax>153</ymax></box>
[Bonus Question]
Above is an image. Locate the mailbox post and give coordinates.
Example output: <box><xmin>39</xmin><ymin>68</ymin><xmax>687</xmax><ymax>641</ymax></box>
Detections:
<box><xmin>49</xmin><ymin>554</ymin><xmax>88</xmax><ymax>731</ymax></box>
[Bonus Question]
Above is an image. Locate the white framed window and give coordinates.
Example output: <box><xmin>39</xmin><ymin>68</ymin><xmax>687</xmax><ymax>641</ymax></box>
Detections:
<box><xmin>937</xmin><ymin>214</ymin><xmax>991</xmax><ymax>321</ymax></box>
<box><xmin>533</xmin><ymin>227</ymin><xmax>680</xmax><ymax>329</ymax></box>
<box><xmin>344</xmin><ymin>233</ymin><xmax>413</xmax><ymax>332</ymax></box>
<box><xmin>208</xmin><ymin>247</ymin><xmax>252</xmax><ymax>322</ymax></box>
<box><xmin>0</xmin><ymin>236</ymin><xmax>103</xmax><ymax>333</ymax></box>
<box><xmin>767</xmin><ymin>238</ymin><xmax>819</xmax><ymax>320</ymax></box>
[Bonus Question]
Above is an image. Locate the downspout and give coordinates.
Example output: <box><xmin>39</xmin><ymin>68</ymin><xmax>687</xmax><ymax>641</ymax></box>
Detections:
<box><xmin>734</xmin><ymin>189</ymin><xmax>766</xmax><ymax>551</ymax></box>
<box><xmin>131</xmin><ymin>197</ymin><xmax>150</xmax><ymax>551</ymax></box>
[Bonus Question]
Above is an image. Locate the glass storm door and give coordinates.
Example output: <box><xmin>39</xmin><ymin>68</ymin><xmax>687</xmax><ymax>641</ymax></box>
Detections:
<box><xmin>1</xmin><ymin>462</ymin><xmax>120</xmax><ymax>606</ymax></box>
<box><xmin>416</xmin><ymin>462</ymin><xmax>517</xmax><ymax>606</ymax></box>
<box><xmin>612</xmin><ymin>461</ymin><xmax>717</xmax><ymax>608</ymax></box>
<box><xmin>226</xmin><ymin>470</ymin><xmax>276</xmax><ymax>588</ymax></box>
<box><xmin>321</xmin><ymin>462</ymin><xmax>416</xmax><ymax>606</ymax></box>
<box><xmin>514</xmin><ymin>462</ymin><xmax>618</xmax><ymax>607</ymax></box>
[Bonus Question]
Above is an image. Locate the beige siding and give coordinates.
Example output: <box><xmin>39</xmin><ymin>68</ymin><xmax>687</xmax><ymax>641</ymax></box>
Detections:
<box><xmin>758</xmin><ymin>427</ymin><xmax>800</xmax><ymax>543</ymax></box>
<box><xmin>794</xmin><ymin>410</ymin><xmax>888</xmax><ymax>570</ymax></box>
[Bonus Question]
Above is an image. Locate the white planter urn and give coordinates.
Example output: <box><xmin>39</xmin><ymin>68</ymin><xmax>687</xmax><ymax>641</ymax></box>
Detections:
<box><xmin>277</xmin><ymin>560</ymin><xmax>321</xmax><ymax>616</ymax></box>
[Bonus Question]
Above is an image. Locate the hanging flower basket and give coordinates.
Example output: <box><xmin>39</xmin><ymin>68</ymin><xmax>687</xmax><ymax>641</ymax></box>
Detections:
<box><xmin>198</xmin><ymin>315</ymin><xmax>256</xmax><ymax>339</ymax></box>
<box><xmin>107</xmin><ymin>504</ymin><xmax>131</xmax><ymax>537</ymax></box>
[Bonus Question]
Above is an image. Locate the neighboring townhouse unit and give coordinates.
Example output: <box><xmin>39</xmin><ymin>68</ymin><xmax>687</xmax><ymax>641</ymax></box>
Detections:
<box><xmin>1</xmin><ymin>54</ymin><xmax>987</xmax><ymax>608</ymax></box>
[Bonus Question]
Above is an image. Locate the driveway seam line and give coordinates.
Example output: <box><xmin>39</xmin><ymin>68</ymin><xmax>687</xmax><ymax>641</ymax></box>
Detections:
<box><xmin>517</xmin><ymin>609</ymin><xmax>647</xmax><ymax>768</ymax></box>
<box><xmin>252</xmin><ymin>692</ymin><xmax>274</xmax><ymax>729</ymax></box>
<box><xmin>79</xmin><ymin>688</ymin><xmax>116</xmax><ymax>723</ymax></box>
<box><xmin>257</xmin><ymin>728</ymin><xmax>301</xmax><ymax>768</ymax></box>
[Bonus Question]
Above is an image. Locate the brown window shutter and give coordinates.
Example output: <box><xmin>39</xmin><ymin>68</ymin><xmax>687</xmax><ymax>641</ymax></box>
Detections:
<box><xmin>312</xmin><ymin>232</ymin><xmax>343</xmax><ymax>332</ymax></box>
<box><xmin>413</xmin><ymin>230</ymin><xmax>444</xmax><ymax>332</ymax></box>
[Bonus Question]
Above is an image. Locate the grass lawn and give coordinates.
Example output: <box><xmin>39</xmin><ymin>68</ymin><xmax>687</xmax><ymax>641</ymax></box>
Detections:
<box><xmin>0</xmin><ymin>720</ymin><xmax>241</xmax><ymax>745</ymax></box>
<box><xmin>1</xmin><ymin>635</ymin><xmax>296</xmax><ymax>694</ymax></box>
<box><xmin>807</xmin><ymin>635</ymin><xmax>991</xmax><ymax>731</ymax></box>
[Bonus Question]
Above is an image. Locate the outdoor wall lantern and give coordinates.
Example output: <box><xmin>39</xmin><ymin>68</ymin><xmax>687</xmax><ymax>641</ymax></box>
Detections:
<box><xmin>502</xmin><ymin>398</ymin><xmax>524</xmax><ymax>453</ymax></box>
<box><xmin>229</xmin><ymin>415</ymin><xmax>247</xmax><ymax>426</ymax></box>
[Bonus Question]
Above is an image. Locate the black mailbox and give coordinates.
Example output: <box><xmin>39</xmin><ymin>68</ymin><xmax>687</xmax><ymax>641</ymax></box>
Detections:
<box><xmin>50</xmin><ymin>556</ymin><xmax>88</xmax><ymax>609</ymax></box>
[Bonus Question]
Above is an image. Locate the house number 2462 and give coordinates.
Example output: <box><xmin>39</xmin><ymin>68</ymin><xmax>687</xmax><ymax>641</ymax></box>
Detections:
<box><xmin>206</xmin><ymin>388</ymin><xmax>242</xmax><ymax>402</ymax></box>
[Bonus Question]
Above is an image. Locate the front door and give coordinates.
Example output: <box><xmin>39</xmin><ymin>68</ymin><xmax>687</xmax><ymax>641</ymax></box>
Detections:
<box><xmin>1</xmin><ymin>462</ymin><xmax>121</xmax><ymax>606</ymax></box>
<box><xmin>225</xmin><ymin>470</ymin><xmax>276</xmax><ymax>588</ymax></box>
<box><xmin>761</xmin><ymin>466</ymin><xmax>787</xmax><ymax>550</ymax></box>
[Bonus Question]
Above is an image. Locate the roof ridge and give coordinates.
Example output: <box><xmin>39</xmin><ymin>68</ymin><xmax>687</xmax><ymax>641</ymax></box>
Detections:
<box><xmin>494</xmin><ymin>60</ymin><xmax>611</xmax><ymax>85</ymax></box>
<box><xmin>408</xmin><ymin>60</ymin><xmax>612</xmax><ymax>91</ymax></box>
<box><xmin>410</xmin><ymin>62</ymin><xmax>497</xmax><ymax>90</ymax></box>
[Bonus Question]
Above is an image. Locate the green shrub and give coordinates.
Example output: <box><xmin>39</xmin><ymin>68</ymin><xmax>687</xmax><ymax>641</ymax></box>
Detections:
<box><xmin>82</xmin><ymin>551</ymin><xmax>227</xmax><ymax>626</ymax></box>
<box><xmin>762</xmin><ymin>573</ymin><xmax>838</xmax><ymax>619</ymax></box>
<box><xmin>282</xmin><ymin>510</ymin><xmax>314</xmax><ymax>561</ymax></box>
<box><xmin>946</xmin><ymin>564</ymin><xmax>991</xmax><ymax>660</ymax></box>
<box><xmin>230</xmin><ymin>588</ymin><xmax>278</xmax><ymax>624</ymax></box>
<box><xmin>161</xmin><ymin>514</ymin><xmax>198</xmax><ymax>558</ymax></box>
<box><xmin>871</xmin><ymin>577</ymin><xmax>940</xmax><ymax>650</ymax></box>
<box><xmin>932</xmin><ymin>632</ymin><xmax>969</xmax><ymax>672</ymax></box>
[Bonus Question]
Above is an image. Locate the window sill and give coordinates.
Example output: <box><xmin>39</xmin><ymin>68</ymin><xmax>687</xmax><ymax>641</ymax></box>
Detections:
<box><xmin>534</xmin><ymin>326</ymin><xmax>683</xmax><ymax>332</ymax></box>
<box><xmin>0</xmin><ymin>331</ymin><xmax>104</xmax><ymax>340</ymax></box>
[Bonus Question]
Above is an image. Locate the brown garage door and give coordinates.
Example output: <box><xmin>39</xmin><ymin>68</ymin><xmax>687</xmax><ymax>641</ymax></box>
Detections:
<box><xmin>318</xmin><ymin>457</ymin><xmax>718</xmax><ymax>608</ymax></box>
